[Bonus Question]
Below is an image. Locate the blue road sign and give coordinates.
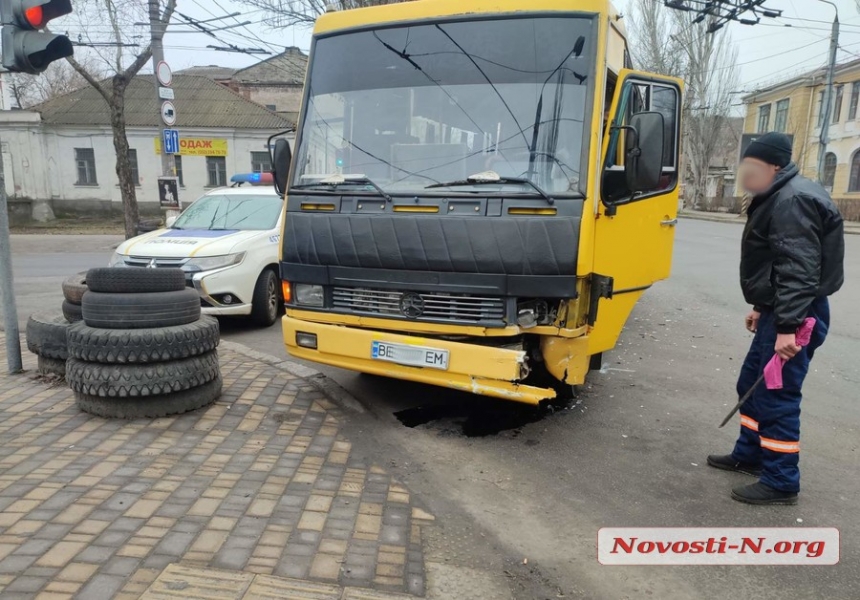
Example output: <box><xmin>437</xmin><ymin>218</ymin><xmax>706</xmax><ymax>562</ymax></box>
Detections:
<box><xmin>163</xmin><ymin>129</ymin><xmax>180</xmax><ymax>155</ymax></box>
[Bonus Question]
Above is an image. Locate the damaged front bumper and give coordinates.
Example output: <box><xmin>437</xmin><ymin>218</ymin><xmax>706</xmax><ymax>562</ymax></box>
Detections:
<box><xmin>282</xmin><ymin>315</ymin><xmax>559</xmax><ymax>405</ymax></box>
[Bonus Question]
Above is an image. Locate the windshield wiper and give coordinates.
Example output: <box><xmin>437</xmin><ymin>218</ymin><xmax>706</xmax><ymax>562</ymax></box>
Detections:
<box><xmin>426</xmin><ymin>171</ymin><xmax>555</xmax><ymax>205</ymax></box>
<box><xmin>293</xmin><ymin>174</ymin><xmax>393</xmax><ymax>202</ymax></box>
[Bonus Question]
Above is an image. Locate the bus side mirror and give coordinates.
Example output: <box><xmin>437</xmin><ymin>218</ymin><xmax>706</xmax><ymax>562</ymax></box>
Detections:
<box><xmin>272</xmin><ymin>138</ymin><xmax>292</xmax><ymax>195</ymax></box>
<box><xmin>625</xmin><ymin>111</ymin><xmax>664</xmax><ymax>193</ymax></box>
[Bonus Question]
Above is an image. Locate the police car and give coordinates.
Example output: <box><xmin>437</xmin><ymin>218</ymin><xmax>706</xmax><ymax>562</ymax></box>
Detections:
<box><xmin>109</xmin><ymin>173</ymin><xmax>284</xmax><ymax>327</ymax></box>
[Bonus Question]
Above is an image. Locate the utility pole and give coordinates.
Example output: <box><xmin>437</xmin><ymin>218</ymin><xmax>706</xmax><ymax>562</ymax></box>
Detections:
<box><xmin>149</xmin><ymin>0</ymin><xmax>179</xmax><ymax>218</ymax></box>
<box><xmin>0</xmin><ymin>146</ymin><xmax>23</xmax><ymax>374</ymax></box>
<box><xmin>817</xmin><ymin>0</ymin><xmax>839</xmax><ymax>184</ymax></box>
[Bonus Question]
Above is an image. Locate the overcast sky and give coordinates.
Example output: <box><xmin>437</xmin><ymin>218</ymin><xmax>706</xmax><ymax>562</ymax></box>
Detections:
<box><xmin>63</xmin><ymin>0</ymin><xmax>860</xmax><ymax>92</ymax></box>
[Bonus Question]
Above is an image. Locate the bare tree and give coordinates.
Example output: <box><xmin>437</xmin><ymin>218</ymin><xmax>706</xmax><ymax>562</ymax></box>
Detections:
<box><xmin>628</xmin><ymin>0</ymin><xmax>740</xmax><ymax>209</ymax></box>
<box><xmin>237</xmin><ymin>0</ymin><xmax>407</xmax><ymax>27</ymax></box>
<box><xmin>56</xmin><ymin>0</ymin><xmax>177</xmax><ymax>239</ymax></box>
<box><xmin>9</xmin><ymin>58</ymin><xmax>105</xmax><ymax>108</ymax></box>
<box><xmin>627</xmin><ymin>0</ymin><xmax>687</xmax><ymax>77</ymax></box>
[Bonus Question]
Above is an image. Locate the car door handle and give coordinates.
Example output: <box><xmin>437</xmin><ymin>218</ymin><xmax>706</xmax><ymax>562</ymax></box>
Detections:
<box><xmin>660</xmin><ymin>219</ymin><xmax>678</xmax><ymax>227</ymax></box>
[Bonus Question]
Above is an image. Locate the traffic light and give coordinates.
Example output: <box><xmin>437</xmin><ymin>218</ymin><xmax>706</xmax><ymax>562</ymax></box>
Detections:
<box><xmin>1</xmin><ymin>0</ymin><xmax>73</xmax><ymax>74</ymax></box>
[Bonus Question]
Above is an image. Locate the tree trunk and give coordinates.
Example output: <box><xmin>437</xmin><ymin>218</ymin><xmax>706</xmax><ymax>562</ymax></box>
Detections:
<box><xmin>110</xmin><ymin>78</ymin><xmax>139</xmax><ymax>239</ymax></box>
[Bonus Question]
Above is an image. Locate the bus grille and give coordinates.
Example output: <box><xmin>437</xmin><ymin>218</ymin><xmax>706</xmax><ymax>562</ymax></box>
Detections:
<box><xmin>332</xmin><ymin>287</ymin><xmax>506</xmax><ymax>325</ymax></box>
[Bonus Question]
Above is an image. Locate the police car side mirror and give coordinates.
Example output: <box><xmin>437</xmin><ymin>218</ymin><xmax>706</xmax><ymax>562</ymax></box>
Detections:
<box><xmin>272</xmin><ymin>139</ymin><xmax>292</xmax><ymax>195</ymax></box>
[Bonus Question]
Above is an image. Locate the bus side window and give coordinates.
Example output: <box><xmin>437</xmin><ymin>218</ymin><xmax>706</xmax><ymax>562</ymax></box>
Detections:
<box><xmin>602</xmin><ymin>80</ymin><xmax>680</xmax><ymax>203</ymax></box>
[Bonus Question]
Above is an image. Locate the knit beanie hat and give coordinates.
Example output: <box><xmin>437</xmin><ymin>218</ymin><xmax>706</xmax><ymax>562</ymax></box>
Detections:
<box><xmin>742</xmin><ymin>132</ymin><xmax>793</xmax><ymax>168</ymax></box>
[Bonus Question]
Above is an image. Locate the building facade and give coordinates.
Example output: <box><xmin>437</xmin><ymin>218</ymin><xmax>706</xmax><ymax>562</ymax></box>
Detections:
<box><xmin>742</xmin><ymin>58</ymin><xmax>860</xmax><ymax>218</ymax></box>
<box><xmin>2</xmin><ymin>75</ymin><xmax>293</xmax><ymax>223</ymax></box>
<box><xmin>177</xmin><ymin>48</ymin><xmax>308</xmax><ymax>124</ymax></box>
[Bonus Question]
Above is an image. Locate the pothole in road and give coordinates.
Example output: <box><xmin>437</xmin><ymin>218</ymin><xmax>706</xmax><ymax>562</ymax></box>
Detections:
<box><xmin>394</xmin><ymin>396</ymin><xmax>581</xmax><ymax>438</ymax></box>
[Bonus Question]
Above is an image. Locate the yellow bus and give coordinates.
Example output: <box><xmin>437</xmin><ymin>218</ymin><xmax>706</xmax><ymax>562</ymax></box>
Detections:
<box><xmin>272</xmin><ymin>0</ymin><xmax>683</xmax><ymax>405</ymax></box>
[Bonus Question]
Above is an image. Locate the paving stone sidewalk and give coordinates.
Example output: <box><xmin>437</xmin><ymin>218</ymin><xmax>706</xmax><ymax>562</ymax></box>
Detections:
<box><xmin>0</xmin><ymin>338</ymin><xmax>431</xmax><ymax>599</ymax></box>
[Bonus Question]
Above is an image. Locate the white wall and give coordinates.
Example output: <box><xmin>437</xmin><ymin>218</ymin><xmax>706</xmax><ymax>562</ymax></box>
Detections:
<box><xmin>2</xmin><ymin>112</ymin><xmax>293</xmax><ymax>215</ymax></box>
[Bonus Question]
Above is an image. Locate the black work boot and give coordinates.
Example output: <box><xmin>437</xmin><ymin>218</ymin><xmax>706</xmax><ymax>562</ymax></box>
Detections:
<box><xmin>707</xmin><ymin>454</ymin><xmax>762</xmax><ymax>477</ymax></box>
<box><xmin>731</xmin><ymin>482</ymin><xmax>798</xmax><ymax>506</ymax></box>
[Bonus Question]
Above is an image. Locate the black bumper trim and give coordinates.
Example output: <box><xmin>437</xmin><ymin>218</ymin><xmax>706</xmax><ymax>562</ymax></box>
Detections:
<box><xmin>280</xmin><ymin>263</ymin><xmax>578</xmax><ymax>298</ymax></box>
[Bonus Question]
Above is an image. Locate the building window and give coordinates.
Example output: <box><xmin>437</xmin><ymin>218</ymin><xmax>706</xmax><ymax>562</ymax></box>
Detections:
<box><xmin>757</xmin><ymin>104</ymin><xmax>771</xmax><ymax>132</ymax></box>
<box><xmin>833</xmin><ymin>85</ymin><xmax>844</xmax><ymax>124</ymax></box>
<box><xmin>128</xmin><ymin>149</ymin><xmax>139</xmax><ymax>185</ymax></box>
<box><xmin>823</xmin><ymin>152</ymin><xmax>837</xmax><ymax>190</ymax></box>
<box><xmin>206</xmin><ymin>156</ymin><xmax>227</xmax><ymax>187</ymax></box>
<box><xmin>174</xmin><ymin>155</ymin><xmax>184</xmax><ymax>187</ymax></box>
<box><xmin>818</xmin><ymin>90</ymin><xmax>826</xmax><ymax>128</ymax></box>
<box><xmin>850</xmin><ymin>150</ymin><xmax>860</xmax><ymax>192</ymax></box>
<box><xmin>774</xmin><ymin>99</ymin><xmax>790</xmax><ymax>133</ymax></box>
<box><xmin>251</xmin><ymin>151</ymin><xmax>272</xmax><ymax>173</ymax></box>
<box><xmin>75</xmin><ymin>148</ymin><xmax>97</xmax><ymax>185</ymax></box>
<box><xmin>266</xmin><ymin>104</ymin><xmax>277</xmax><ymax>111</ymax></box>
<box><xmin>850</xmin><ymin>82</ymin><xmax>860</xmax><ymax>120</ymax></box>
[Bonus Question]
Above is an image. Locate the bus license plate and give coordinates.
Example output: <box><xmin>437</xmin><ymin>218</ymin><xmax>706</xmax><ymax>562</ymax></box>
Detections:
<box><xmin>371</xmin><ymin>341</ymin><xmax>450</xmax><ymax>371</ymax></box>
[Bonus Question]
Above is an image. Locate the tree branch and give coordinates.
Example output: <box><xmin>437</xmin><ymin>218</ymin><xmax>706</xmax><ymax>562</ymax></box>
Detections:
<box><xmin>160</xmin><ymin>0</ymin><xmax>178</xmax><ymax>29</ymax></box>
<box><xmin>103</xmin><ymin>0</ymin><xmax>124</xmax><ymax>73</ymax></box>
<box><xmin>65</xmin><ymin>55</ymin><xmax>111</xmax><ymax>103</ymax></box>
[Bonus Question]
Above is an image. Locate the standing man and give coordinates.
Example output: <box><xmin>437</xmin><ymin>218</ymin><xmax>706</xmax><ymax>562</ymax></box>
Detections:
<box><xmin>708</xmin><ymin>132</ymin><xmax>845</xmax><ymax>505</ymax></box>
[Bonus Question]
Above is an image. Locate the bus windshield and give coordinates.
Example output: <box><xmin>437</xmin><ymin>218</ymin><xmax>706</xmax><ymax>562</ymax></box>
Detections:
<box><xmin>293</xmin><ymin>15</ymin><xmax>596</xmax><ymax>197</ymax></box>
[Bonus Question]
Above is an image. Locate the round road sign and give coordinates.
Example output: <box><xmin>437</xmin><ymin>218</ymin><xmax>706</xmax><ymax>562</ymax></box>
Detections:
<box><xmin>161</xmin><ymin>101</ymin><xmax>177</xmax><ymax>126</ymax></box>
<box><xmin>156</xmin><ymin>61</ymin><xmax>173</xmax><ymax>87</ymax></box>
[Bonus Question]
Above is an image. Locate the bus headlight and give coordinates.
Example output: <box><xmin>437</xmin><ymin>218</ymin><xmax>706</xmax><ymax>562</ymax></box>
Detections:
<box><xmin>294</xmin><ymin>284</ymin><xmax>324</xmax><ymax>307</ymax></box>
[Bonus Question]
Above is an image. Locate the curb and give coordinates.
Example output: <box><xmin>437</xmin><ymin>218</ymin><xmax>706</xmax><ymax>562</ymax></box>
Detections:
<box><xmin>679</xmin><ymin>211</ymin><xmax>860</xmax><ymax>234</ymax></box>
<box><xmin>219</xmin><ymin>340</ymin><xmax>367</xmax><ymax>414</ymax></box>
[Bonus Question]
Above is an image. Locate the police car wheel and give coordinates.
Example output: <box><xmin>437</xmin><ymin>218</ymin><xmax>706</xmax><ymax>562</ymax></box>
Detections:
<box><xmin>250</xmin><ymin>269</ymin><xmax>280</xmax><ymax>327</ymax></box>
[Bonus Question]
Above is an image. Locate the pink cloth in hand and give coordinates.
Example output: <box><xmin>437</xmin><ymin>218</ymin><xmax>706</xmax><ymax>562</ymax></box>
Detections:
<box><xmin>763</xmin><ymin>317</ymin><xmax>817</xmax><ymax>390</ymax></box>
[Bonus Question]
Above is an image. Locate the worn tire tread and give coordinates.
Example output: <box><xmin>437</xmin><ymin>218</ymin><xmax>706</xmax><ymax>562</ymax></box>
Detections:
<box><xmin>67</xmin><ymin>317</ymin><xmax>219</xmax><ymax>363</ymax></box>
<box><xmin>62</xmin><ymin>300</ymin><xmax>83</xmax><ymax>324</ymax></box>
<box><xmin>25</xmin><ymin>313</ymin><xmax>70</xmax><ymax>360</ymax></box>
<box><xmin>66</xmin><ymin>352</ymin><xmax>220</xmax><ymax>398</ymax></box>
<box><xmin>86</xmin><ymin>268</ymin><xmax>186</xmax><ymax>294</ymax></box>
<box><xmin>62</xmin><ymin>273</ymin><xmax>88</xmax><ymax>304</ymax></box>
<box><xmin>75</xmin><ymin>377</ymin><xmax>222</xmax><ymax>419</ymax></box>
<box><xmin>82</xmin><ymin>289</ymin><xmax>201</xmax><ymax>329</ymax></box>
<box><xmin>37</xmin><ymin>355</ymin><xmax>66</xmax><ymax>378</ymax></box>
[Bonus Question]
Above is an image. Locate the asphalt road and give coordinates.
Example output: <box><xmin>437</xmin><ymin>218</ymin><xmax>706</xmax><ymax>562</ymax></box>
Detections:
<box><xmin>6</xmin><ymin>220</ymin><xmax>859</xmax><ymax>599</ymax></box>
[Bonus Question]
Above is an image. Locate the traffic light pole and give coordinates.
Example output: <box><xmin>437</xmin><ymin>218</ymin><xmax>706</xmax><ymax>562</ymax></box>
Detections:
<box><xmin>149</xmin><ymin>0</ymin><xmax>178</xmax><ymax>218</ymax></box>
<box><xmin>0</xmin><ymin>145</ymin><xmax>23</xmax><ymax>374</ymax></box>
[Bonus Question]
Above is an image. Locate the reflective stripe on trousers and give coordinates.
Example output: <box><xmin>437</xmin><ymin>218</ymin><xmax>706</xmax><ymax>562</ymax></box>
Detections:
<box><xmin>731</xmin><ymin>298</ymin><xmax>830</xmax><ymax>493</ymax></box>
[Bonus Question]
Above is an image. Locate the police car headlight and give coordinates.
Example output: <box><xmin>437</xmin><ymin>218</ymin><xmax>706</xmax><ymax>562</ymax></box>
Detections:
<box><xmin>108</xmin><ymin>252</ymin><xmax>126</xmax><ymax>267</ymax></box>
<box><xmin>294</xmin><ymin>284</ymin><xmax>324</xmax><ymax>307</ymax></box>
<box><xmin>184</xmin><ymin>252</ymin><xmax>246</xmax><ymax>272</ymax></box>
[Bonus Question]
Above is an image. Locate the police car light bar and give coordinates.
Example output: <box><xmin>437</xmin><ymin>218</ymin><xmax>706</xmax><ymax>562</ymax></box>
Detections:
<box><xmin>230</xmin><ymin>172</ymin><xmax>275</xmax><ymax>185</ymax></box>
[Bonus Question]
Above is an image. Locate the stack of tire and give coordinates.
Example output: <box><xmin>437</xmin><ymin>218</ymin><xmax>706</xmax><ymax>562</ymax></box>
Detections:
<box><xmin>26</xmin><ymin>314</ymin><xmax>71</xmax><ymax>378</ymax></box>
<box><xmin>61</xmin><ymin>272</ymin><xmax>87</xmax><ymax>324</ymax></box>
<box><xmin>66</xmin><ymin>268</ymin><xmax>223</xmax><ymax>419</ymax></box>
<box><xmin>25</xmin><ymin>273</ymin><xmax>89</xmax><ymax>378</ymax></box>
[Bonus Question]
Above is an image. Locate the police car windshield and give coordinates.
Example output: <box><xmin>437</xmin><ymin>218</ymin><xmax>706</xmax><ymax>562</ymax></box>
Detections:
<box><xmin>173</xmin><ymin>194</ymin><xmax>282</xmax><ymax>231</ymax></box>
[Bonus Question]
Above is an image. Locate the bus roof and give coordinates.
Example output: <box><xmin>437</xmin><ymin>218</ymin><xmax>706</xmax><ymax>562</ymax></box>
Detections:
<box><xmin>314</xmin><ymin>0</ymin><xmax>622</xmax><ymax>37</ymax></box>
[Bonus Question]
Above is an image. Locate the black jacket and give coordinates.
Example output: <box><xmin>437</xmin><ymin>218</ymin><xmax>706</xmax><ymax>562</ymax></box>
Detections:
<box><xmin>741</xmin><ymin>163</ymin><xmax>845</xmax><ymax>334</ymax></box>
